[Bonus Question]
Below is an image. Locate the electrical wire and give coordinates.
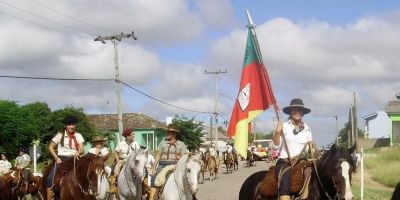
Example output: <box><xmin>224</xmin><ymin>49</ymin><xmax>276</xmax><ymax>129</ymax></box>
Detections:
<box><xmin>29</xmin><ymin>0</ymin><xmax>112</xmax><ymax>33</ymax></box>
<box><xmin>0</xmin><ymin>0</ymin><xmax>96</xmax><ymax>35</ymax></box>
<box><xmin>0</xmin><ymin>75</ymin><xmax>113</xmax><ymax>81</ymax></box>
<box><xmin>120</xmin><ymin>81</ymin><xmax>214</xmax><ymax>114</ymax></box>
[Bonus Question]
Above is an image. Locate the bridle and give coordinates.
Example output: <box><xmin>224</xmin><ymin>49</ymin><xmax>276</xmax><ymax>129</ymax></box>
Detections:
<box><xmin>73</xmin><ymin>157</ymin><xmax>101</xmax><ymax>197</ymax></box>
<box><xmin>313</xmin><ymin>155</ymin><xmax>347</xmax><ymax>200</ymax></box>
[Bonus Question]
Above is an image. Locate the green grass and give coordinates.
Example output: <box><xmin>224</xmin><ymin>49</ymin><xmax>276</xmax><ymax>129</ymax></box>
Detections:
<box><xmin>352</xmin><ymin>184</ymin><xmax>393</xmax><ymax>200</ymax></box>
<box><xmin>364</xmin><ymin>147</ymin><xmax>400</xmax><ymax>188</ymax></box>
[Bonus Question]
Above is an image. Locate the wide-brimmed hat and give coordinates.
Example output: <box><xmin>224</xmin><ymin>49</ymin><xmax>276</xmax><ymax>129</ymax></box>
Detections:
<box><xmin>19</xmin><ymin>147</ymin><xmax>29</xmax><ymax>153</ymax></box>
<box><xmin>122</xmin><ymin>128</ymin><xmax>133</xmax><ymax>137</ymax></box>
<box><xmin>91</xmin><ymin>136</ymin><xmax>106</xmax><ymax>143</ymax></box>
<box><xmin>166</xmin><ymin>128</ymin><xmax>180</xmax><ymax>134</ymax></box>
<box><xmin>283</xmin><ymin>98</ymin><xmax>311</xmax><ymax>115</ymax></box>
<box><xmin>63</xmin><ymin>115</ymin><xmax>79</xmax><ymax>125</ymax></box>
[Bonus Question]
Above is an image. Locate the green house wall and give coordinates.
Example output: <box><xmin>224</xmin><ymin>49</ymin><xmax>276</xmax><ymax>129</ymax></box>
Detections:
<box><xmin>388</xmin><ymin>114</ymin><xmax>400</xmax><ymax>145</ymax></box>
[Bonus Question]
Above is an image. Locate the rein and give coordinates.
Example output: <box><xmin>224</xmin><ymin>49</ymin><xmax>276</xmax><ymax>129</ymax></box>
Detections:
<box><xmin>312</xmin><ymin>149</ymin><xmax>344</xmax><ymax>200</ymax></box>
<box><xmin>73</xmin><ymin>157</ymin><xmax>93</xmax><ymax>196</ymax></box>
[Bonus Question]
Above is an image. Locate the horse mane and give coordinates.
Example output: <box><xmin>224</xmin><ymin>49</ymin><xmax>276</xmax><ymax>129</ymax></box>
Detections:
<box><xmin>318</xmin><ymin>144</ymin><xmax>356</xmax><ymax>173</ymax></box>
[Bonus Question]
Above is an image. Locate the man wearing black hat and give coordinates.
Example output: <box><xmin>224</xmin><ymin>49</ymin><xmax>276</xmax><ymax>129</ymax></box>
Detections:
<box><xmin>45</xmin><ymin>115</ymin><xmax>85</xmax><ymax>199</ymax></box>
<box><xmin>272</xmin><ymin>98</ymin><xmax>313</xmax><ymax>200</ymax></box>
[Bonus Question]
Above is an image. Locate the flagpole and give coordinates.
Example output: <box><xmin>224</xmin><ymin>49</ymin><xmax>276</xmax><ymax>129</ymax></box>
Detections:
<box><xmin>246</xmin><ymin>9</ymin><xmax>293</xmax><ymax>166</ymax></box>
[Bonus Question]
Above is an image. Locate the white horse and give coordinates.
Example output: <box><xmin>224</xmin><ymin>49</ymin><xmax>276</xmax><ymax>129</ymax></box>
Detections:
<box><xmin>118</xmin><ymin>149</ymin><xmax>148</xmax><ymax>200</ymax></box>
<box><xmin>162</xmin><ymin>153</ymin><xmax>202</xmax><ymax>200</ymax></box>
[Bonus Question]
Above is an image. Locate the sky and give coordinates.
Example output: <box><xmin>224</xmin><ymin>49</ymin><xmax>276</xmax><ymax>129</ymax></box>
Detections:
<box><xmin>1</xmin><ymin>0</ymin><xmax>400</xmax><ymax>146</ymax></box>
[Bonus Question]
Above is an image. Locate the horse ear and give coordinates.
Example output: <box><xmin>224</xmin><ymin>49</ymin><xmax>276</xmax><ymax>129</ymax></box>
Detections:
<box><xmin>330</xmin><ymin>144</ymin><xmax>337</xmax><ymax>152</ymax></box>
<box><xmin>348</xmin><ymin>143</ymin><xmax>357</xmax><ymax>154</ymax></box>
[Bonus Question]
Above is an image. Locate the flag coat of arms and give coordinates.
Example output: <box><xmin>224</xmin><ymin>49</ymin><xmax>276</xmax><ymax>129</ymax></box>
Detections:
<box><xmin>227</xmin><ymin>10</ymin><xmax>278</xmax><ymax>158</ymax></box>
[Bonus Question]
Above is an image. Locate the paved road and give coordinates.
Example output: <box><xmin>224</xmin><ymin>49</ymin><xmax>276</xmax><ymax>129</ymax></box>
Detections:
<box><xmin>197</xmin><ymin>159</ymin><xmax>273</xmax><ymax>200</ymax></box>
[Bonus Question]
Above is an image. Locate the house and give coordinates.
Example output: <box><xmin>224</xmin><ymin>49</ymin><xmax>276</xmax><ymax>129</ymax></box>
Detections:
<box><xmin>87</xmin><ymin>113</ymin><xmax>167</xmax><ymax>150</ymax></box>
<box><xmin>385</xmin><ymin>100</ymin><xmax>400</xmax><ymax>145</ymax></box>
<box><xmin>362</xmin><ymin>111</ymin><xmax>390</xmax><ymax>139</ymax></box>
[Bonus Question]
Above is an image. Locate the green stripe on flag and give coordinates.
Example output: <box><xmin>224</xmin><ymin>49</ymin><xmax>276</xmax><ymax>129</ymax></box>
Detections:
<box><xmin>243</xmin><ymin>30</ymin><xmax>258</xmax><ymax>66</ymax></box>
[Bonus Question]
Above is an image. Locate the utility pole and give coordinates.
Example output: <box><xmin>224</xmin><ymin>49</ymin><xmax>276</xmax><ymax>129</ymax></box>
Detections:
<box><xmin>350</xmin><ymin>104</ymin><xmax>355</xmax><ymax>147</ymax></box>
<box><xmin>353</xmin><ymin>91</ymin><xmax>358</xmax><ymax>145</ymax></box>
<box><xmin>334</xmin><ymin>115</ymin><xmax>339</xmax><ymax>145</ymax></box>
<box><xmin>205</xmin><ymin>69</ymin><xmax>227</xmax><ymax>145</ymax></box>
<box><xmin>94</xmin><ymin>32</ymin><xmax>137</xmax><ymax>142</ymax></box>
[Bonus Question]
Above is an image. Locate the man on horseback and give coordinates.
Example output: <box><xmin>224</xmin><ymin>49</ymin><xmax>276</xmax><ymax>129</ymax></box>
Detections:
<box><xmin>225</xmin><ymin>142</ymin><xmax>234</xmax><ymax>162</ymax></box>
<box><xmin>108</xmin><ymin>128</ymin><xmax>141</xmax><ymax>193</ymax></box>
<box><xmin>0</xmin><ymin>152</ymin><xmax>12</xmax><ymax>174</ymax></box>
<box><xmin>46</xmin><ymin>115</ymin><xmax>85</xmax><ymax>199</ymax></box>
<box><xmin>272</xmin><ymin>98</ymin><xmax>313</xmax><ymax>200</ymax></box>
<box><xmin>149</xmin><ymin>127</ymin><xmax>188</xmax><ymax>200</ymax></box>
<box><xmin>88</xmin><ymin>136</ymin><xmax>109</xmax><ymax>157</ymax></box>
<box><xmin>15</xmin><ymin>147</ymin><xmax>31</xmax><ymax>185</ymax></box>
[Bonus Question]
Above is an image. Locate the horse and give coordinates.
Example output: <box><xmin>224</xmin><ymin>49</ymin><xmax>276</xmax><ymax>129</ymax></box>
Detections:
<box><xmin>392</xmin><ymin>182</ymin><xmax>400</xmax><ymax>200</ymax></box>
<box><xmin>56</xmin><ymin>154</ymin><xmax>108</xmax><ymax>200</ymax></box>
<box><xmin>12</xmin><ymin>169</ymin><xmax>44</xmax><ymax>200</ymax></box>
<box><xmin>205</xmin><ymin>152</ymin><xmax>218</xmax><ymax>181</ymax></box>
<box><xmin>117</xmin><ymin>148</ymin><xmax>148</xmax><ymax>200</ymax></box>
<box><xmin>239</xmin><ymin>144</ymin><xmax>356</xmax><ymax>200</ymax></box>
<box><xmin>161</xmin><ymin>153</ymin><xmax>202</xmax><ymax>200</ymax></box>
<box><xmin>199</xmin><ymin>151</ymin><xmax>207</xmax><ymax>184</ymax></box>
<box><xmin>232</xmin><ymin>152</ymin><xmax>239</xmax><ymax>170</ymax></box>
<box><xmin>0</xmin><ymin>172</ymin><xmax>13</xmax><ymax>200</ymax></box>
<box><xmin>246</xmin><ymin>149</ymin><xmax>256</xmax><ymax>167</ymax></box>
<box><xmin>223</xmin><ymin>152</ymin><xmax>234</xmax><ymax>174</ymax></box>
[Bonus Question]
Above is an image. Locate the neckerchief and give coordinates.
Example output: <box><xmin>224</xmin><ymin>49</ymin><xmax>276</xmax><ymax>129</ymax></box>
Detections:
<box><xmin>68</xmin><ymin>131</ymin><xmax>79</xmax><ymax>150</ymax></box>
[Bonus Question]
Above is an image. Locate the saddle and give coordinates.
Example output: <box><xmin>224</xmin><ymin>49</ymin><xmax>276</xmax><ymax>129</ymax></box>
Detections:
<box><xmin>153</xmin><ymin>165</ymin><xmax>176</xmax><ymax>187</ymax></box>
<box><xmin>259</xmin><ymin>159</ymin><xmax>313</xmax><ymax>199</ymax></box>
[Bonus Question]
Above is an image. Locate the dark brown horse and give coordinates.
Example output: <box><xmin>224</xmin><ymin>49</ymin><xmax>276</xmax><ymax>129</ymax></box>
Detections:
<box><xmin>239</xmin><ymin>144</ymin><xmax>357</xmax><ymax>200</ymax></box>
<box><xmin>60</xmin><ymin>154</ymin><xmax>108</xmax><ymax>200</ymax></box>
<box><xmin>223</xmin><ymin>152</ymin><xmax>234</xmax><ymax>174</ymax></box>
<box><xmin>0</xmin><ymin>172</ymin><xmax>13</xmax><ymax>200</ymax></box>
<box><xmin>12</xmin><ymin>169</ymin><xmax>44</xmax><ymax>200</ymax></box>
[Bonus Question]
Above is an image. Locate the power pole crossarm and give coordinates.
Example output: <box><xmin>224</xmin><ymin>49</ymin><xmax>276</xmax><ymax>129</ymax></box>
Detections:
<box><xmin>94</xmin><ymin>31</ymin><xmax>137</xmax><ymax>142</ymax></box>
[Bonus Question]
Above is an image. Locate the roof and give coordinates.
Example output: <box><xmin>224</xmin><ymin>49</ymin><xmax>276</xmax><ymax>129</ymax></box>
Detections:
<box><xmin>362</xmin><ymin>112</ymin><xmax>378</xmax><ymax>120</ymax></box>
<box><xmin>385</xmin><ymin>101</ymin><xmax>400</xmax><ymax>114</ymax></box>
<box><xmin>87</xmin><ymin>113</ymin><xmax>166</xmax><ymax>130</ymax></box>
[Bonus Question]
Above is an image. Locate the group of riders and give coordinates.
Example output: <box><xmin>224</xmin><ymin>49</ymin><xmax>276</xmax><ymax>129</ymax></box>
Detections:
<box><xmin>1</xmin><ymin>98</ymin><xmax>318</xmax><ymax>200</ymax></box>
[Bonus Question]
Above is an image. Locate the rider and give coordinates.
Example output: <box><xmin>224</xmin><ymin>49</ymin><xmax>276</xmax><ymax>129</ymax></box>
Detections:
<box><xmin>0</xmin><ymin>152</ymin><xmax>12</xmax><ymax>174</ymax></box>
<box><xmin>88</xmin><ymin>136</ymin><xmax>109</xmax><ymax>157</ymax></box>
<box><xmin>273</xmin><ymin>98</ymin><xmax>313</xmax><ymax>200</ymax></box>
<box><xmin>15</xmin><ymin>147</ymin><xmax>31</xmax><ymax>184</ymax></box>
<box><xmin>225</xmin><ymin>142</ymin><xmax>234</xmax><ymax>161</ymax></box>
<box><xmin>209</xmin><ymin>142</ymin><xmax>218</xmax><ymax>157</ymax></box>
<box><xmin>47</xmin><ymin>115</ymin><xmax>85</xmax><ymax>199</ymax></box>
<box><xmin>108</xmin><ymin>128</ymin><xmax>141</xmax><ymax>193</ymax></box>
<box><xmin>149</xmin><ymin>127</ymin><xmax>188</xmax><ymax>200</ymax></box>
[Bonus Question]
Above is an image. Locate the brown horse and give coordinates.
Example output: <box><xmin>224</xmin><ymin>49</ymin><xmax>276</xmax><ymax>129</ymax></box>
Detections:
<box><xmin>223</xmin><ymin>152</ymin><xmax>234</xmax><ymax>174</ymax></box>
<box><xmin>12</xmin><ymin>169</ymin><xmax>44</xmax><ymax>200</ymax></box>
<box><xmin>60</xmin><ymin>154</ymin><xmax>108</xmax><ymax>200</ymax></box>
<box><xmin>199</xmin><ymin>152</ymin><xmax>207</xmax><ymax>183</ymax></box>
<box><xmin>205</xmin><ymin>152</ymin><xmax>218</xmax><ymax>181</ymax></box>
<box><xmin>0</xmin><ymin>172</ymin><xmax>13</xmax><ymax>200</ymax></box>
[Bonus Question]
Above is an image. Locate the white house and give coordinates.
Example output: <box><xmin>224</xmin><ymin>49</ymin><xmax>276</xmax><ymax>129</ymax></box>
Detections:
<box><xmin>362</xmin><ymin>111</ymin><xmax>390</xmax><ymax>139</ymax></box>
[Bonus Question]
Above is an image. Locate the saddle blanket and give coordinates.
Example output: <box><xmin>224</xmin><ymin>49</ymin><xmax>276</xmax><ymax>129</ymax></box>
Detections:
<box><xmin>152</xmin><ymin>165</ymin><xmax>176</xmax><ymax>187</ymax></box>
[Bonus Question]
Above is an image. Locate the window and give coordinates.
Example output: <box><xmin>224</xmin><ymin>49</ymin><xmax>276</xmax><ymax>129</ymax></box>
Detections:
<box><xmin>143</xmin><ymin>132</ymin><xmax>156</xmax><ymax>150</ymax></box>
<box><xmin>392</xmin><ymin>121</ymin><xmax>400</xmax><ymax>143</ymax></box>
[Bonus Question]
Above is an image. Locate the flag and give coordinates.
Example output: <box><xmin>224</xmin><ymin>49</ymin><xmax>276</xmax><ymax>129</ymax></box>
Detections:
<box><xmin>227</xmin><ymin>10</ymin><xmax>278</xmax><ymax>158</ymax></box>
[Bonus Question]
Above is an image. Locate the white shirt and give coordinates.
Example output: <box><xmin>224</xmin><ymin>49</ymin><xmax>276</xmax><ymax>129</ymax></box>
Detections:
<box><xmin>0</xmin><ymin>160</ymin><xmax>12</xmax><ymax>174</ymax></box>
<box><xmin>88</xmin><ymin>147</ymin><xmax>109</xmax><ymax>157</ymax></box>
<box><xmin>209</xmin><ymin>147</ymin><xmax>218</xmax><ymax>157</ymax></box>
<box><xmin>15</xmin><ymin>154</ymin><xmax>31</xmax><ymax>167</ymax></box>
<box><xmin>115</xmin><ymin>140</ymin><xmax>141</xmax><ymax>159</ymax></box>
<box><xmin>273</xmin><ymin>120</ymin><xmax>313</xmax><ymax>159</ymax></box>
<box><xmin>52</xmin><ymin>131</ymin><xmax>85</xmax><ymax>157</ymax></box>
<box><xmin>226</xmin><ymin>145</ymin><xmax>233</xmax><ymax>153</ymax></box>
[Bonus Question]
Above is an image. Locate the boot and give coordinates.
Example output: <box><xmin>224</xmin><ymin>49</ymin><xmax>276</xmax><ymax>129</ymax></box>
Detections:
<box><xmin>108</xmin><ymin>176</ymin><xmax>118</xmax><ymax>193</ymax></box>
<box><xmin>46</xmin><ymin>187</ymin><xmax>54</xmax><ymax>200</ymax></box>
<box><xmin>279</xmin><ymin>195</ymin><xmax>290</xmax><ymax>200</ymax></box>
<box><xmin>149</xmin><ymin>187</ymin><xmax>158</xmax><ymax>200</ymax></box>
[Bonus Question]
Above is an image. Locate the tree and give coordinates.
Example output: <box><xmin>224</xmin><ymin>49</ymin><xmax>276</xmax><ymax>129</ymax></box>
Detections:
<box><xmin>338</xmin><ymin>122</ymin><xmax>364</xmax><ymax>147</ymax></box>
<box><xmin>170</xmin><ymin>115</ymin><xmax>205</xmax><ymax>151</ymax></box>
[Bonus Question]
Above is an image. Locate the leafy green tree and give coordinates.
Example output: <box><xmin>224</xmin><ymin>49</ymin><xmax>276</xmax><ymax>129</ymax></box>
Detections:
<box><xmin>338</xmin><ymin>122</ymin><xmax>364</xmax><ymax>147</ymax></box>
<box><xmin>170</xmin><ymin>115</ymin><xmax>205</xmax><ymax>152</ymax></box>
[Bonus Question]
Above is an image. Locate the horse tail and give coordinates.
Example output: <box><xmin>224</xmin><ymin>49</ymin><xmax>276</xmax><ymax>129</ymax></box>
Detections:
<box><xmin>239</xmin><ymin>170</ymin><xmax>267</xmax><ymax>200</ymax></box>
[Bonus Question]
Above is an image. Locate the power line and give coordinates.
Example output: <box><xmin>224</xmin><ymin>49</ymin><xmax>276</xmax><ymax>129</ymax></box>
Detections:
<box><xmin>120</xmin><ymin>81</ymin><xmax>214</xmax><ymax>114</ymax></box>
<box><xmin>29</xmin><ymin>0</ymin><xmax>112</xmax><ymax>33</ymax></box>
<box><xmin>0</xmin><ymin>75</ymin><xmax>113</xmax><ymax>81</ymax></box>
<box><xmin>0</xmin><ymin>0</ymin><xmax>95</xmax><ymax>35</ymax></box>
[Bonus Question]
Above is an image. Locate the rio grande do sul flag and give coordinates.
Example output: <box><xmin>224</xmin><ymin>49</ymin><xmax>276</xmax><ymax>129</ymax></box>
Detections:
<box><xmin>227</xmin><ymin>10</ymin><xmax>278</xmax><ymax>158</ymax></box>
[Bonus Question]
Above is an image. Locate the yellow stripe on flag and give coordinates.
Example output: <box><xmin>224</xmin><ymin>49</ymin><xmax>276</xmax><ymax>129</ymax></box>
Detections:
<box><xmin>234</xmin><ymin>110</ymin><xmax>263</xmax><ymax>158</ymax></box>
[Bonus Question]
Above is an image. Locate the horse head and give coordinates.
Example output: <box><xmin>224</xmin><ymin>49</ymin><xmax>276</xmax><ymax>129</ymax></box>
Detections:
<box><xmin>84</xmin><ymin>154</ymin><xmax>108</xmax><ymax>197</ymax></box>
<box><xmin>127</xmin><ymin>149</ymin><xmax>148</xmax><ymax>181</ymax></box>
<box><xmin>185</xmin><ymin>153</ymin><xmax>202</xmax><ymax>195</ymax></box>
<box><xmin>318</xmin><ymin>143</ymin><xmax>356</xmax><ymax>200</ymax></box>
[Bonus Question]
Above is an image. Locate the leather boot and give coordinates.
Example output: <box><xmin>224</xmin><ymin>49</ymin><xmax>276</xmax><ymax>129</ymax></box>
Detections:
<box><xmin>108</xmin><ymin>175</ymin><xmax>118</xmax><ymax>193</ymax></box>
<box><xmin>46</xmin><ymin>188</ymin><xmax>54</xmax><ymax>200</ymax></box>
<box><xmin>279</xmin><ymin>195</ymin><xmax>290</xmax><ymax>200</ymax></box>
<box><xmin>149</xmin><ymin>187</ymin><xmax>158</xmax><ymax>200</ymax></box>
